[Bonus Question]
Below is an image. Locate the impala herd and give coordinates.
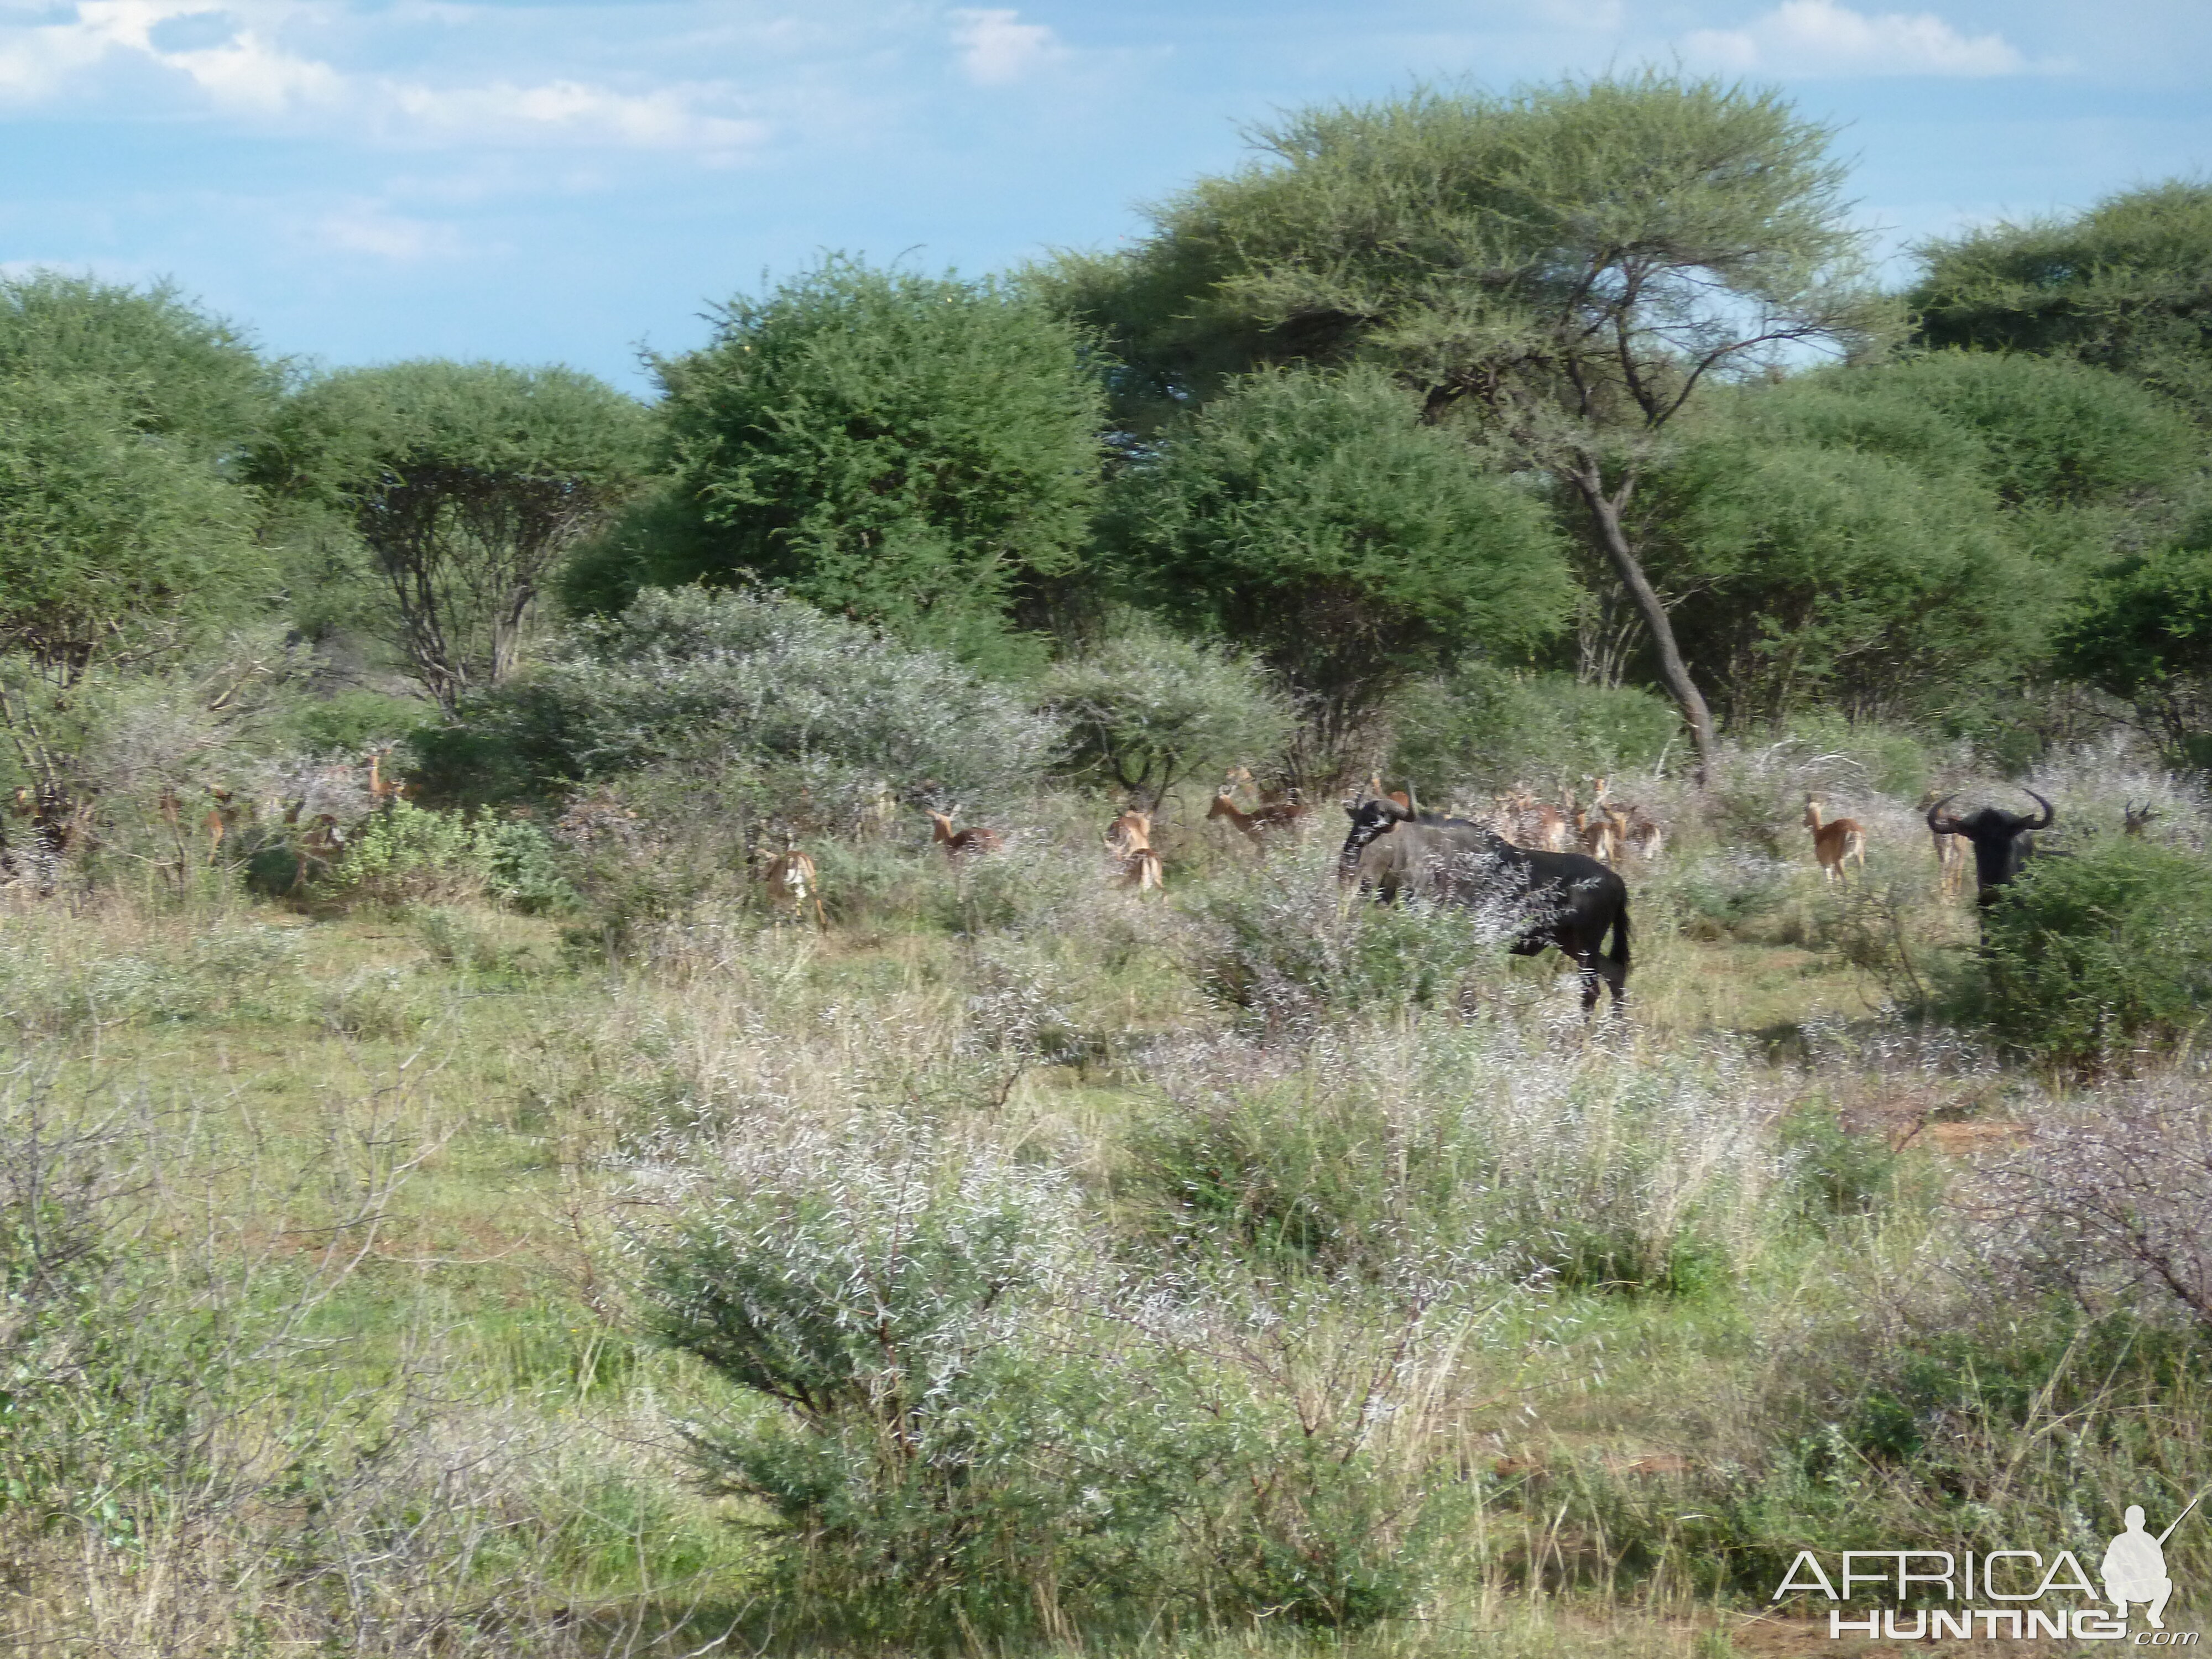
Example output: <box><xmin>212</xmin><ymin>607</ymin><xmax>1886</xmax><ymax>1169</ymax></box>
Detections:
<box><xmin>725</xmin><ymin>769</ymin><xmax>2074</xmax><ymax>1020</ymax></box>
<box><xmin>9</xmin><ymin>735</ymin><xmax>2105</xmax><ymax>1016</ymax></box>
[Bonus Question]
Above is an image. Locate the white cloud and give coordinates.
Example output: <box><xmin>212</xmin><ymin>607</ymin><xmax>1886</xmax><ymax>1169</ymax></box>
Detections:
<box><xmin>0</xmin><ymin>3</ymin><xmax>338</xmax><ymax>109</ymax></box>
<box><xmin>165</xmin><ymin>28</ymin><xmax>340</xmax><ymax>111</ymax></box>
<box><xmin>0</xmin><ymin>3</ymin><xmax>762</xmax><ymax>158</ymax></box>
<box><xmin>1683</xmin><ymin>0</ymin><xmax>2027</xmax><ymax>77</ymax></box>
<box><xmin>316</xmin><ymin>202</ymin><xmax>467</xmax><ymax>262</ymax></box>
<box><xmin>949</xmin><ymin>8</ymin><xmax>1066</xmax><ymax>87</ymax></box>
<box><xmin>385</xmin><ymin>78</ymin><xmax>766</xmax><ymax>156</ymax></box>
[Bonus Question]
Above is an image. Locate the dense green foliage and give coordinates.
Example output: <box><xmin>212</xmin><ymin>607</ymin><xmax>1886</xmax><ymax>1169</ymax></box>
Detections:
<box><xmin>1914</xmin><ymin>181</ymin><xmax>2212</xmax><ymax>421</ymax></box>
<box><xmin>1040</xmin><ymin>630</ymin><xmax>1295</xmax><ymax>809</ymax></box>
<box><xmin>0</xmin><ymin>275</ymin><xmax>274</xmax><ymax>676</ymax></box>
<box><xmin>1644</xmin><ymin>416</ymin><xmax>2051</xmax><ymax>723</ymax></box>
<box><xmin>1637</xmin><ymin>351</ymin><xmax>2198</xmax><ymax>722</ymax></box>
<box><xmin>2063</xmin><ymin>529</ymin><xmax>2212</xmax><ymax>764</ymax></box>
<box><xmin>1053</xmin><ymin>75</ymin><xmax>1887</xmax><ymax>769</ymax></box>
<box><xmin>1389</xmin><ymin>666</ymin><xmax>1682</xmax><ymax>797</ymax></box>
<box><xmin>1109</xmin><ymin>366</ymin><xmax>1571</xmax><ymax>750</ymax></box>
<box><xmin>252</xmin><ymin>361</ymin><xmax>650</xmax><ymax>710</ymax></box>
<box><xmin>0</xmin><ymin>272</ymin><xmax>279</xmax><ymax>455</ymax></box>
<box><xmin>1980</xmin><ymin>839</ymin><xmax>2212</xmax><ymax>1074</ymax></box>
<box><xmin>643</xmin><ymin>258</ymin><xmax>1107</xmax><ymax>675</ymax></box>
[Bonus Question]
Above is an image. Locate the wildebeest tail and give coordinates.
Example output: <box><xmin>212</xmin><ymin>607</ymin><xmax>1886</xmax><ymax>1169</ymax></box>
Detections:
<box><xmin>1609</xmin><ymin>901</ymin><xmax>1631</xmax><ymax>975</ymax></box>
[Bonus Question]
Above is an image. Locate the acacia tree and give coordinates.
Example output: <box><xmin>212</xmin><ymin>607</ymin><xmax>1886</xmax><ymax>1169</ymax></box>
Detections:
<box><xmin>1055</xmin><ymin>75</ymin><xmax>1888</xmax><ymax>776</ymax></box>
<box><xmin>2062</xmin><ymin>533</ymin><xmax>2212</xmax><ymax>766</ymax></box>
<box><xmin>1632</xmin><ymin>351</ymin><xmax>2199</xmax><ymax>723</ymax></box>
<box><xmin>254</xmin><ymin>361</ymin><xmax>649</xmax><ymax>712</ymax></box>
<box><xmin>645</xmin><ymin>257</ymin><xmax>1108</xmax><ymax>675</ymax></box>
<box><xmin>0</xmin><ymin>273</ymin><xmax>275</xmax><ymax>681</ymax></box>
<box><xmin>1913</xmin><ymin>181</ymin><xmax>2212</xmax><ymax>424</ymax></box>
<box><xmin>1108</xmin><ymin>365</ymin><xmax>1569</xmax><ymax>773</ymax></box>
<box><xmin>0</xmin><ymin>274</ymin><xmax>275</xmax><ymax>873</ymax></box>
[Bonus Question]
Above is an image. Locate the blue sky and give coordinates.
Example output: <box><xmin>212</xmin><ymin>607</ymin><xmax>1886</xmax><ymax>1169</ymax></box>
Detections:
<box><xmin>3</xmin><ymin>0</ymin><xmax>2206</xmax><ymax>393</ymax></box>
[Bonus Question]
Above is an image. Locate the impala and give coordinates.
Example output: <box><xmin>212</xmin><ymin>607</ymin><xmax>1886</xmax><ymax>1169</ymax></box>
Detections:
<box><xmin>1102</xmin><ymin>808</ymin><xmax>1166</xmax><ymax>891</ymax></box>
<box><xmin>1918</xmin><ymin>790</ymin><xmax>1968</xmax><ymax>898</ymax></box>
<box><xmin>927</xmin><ymin>807</ymin><xmax>1003</xmax><ymax>859</ymax></box>
<box><xmin>1207</xmin><ymin>787</ymin><xmax>1307</xmax><ymax>848</ymax></box>
<box><xmin>761</xmin><ymin>834</ymin><xmax>827</xmax><ymax>932</ymax></box>
<box><xmin>1803</xmin><ymin>796</ymin><xmax>1866</xmax><ymax>884</ymax></box>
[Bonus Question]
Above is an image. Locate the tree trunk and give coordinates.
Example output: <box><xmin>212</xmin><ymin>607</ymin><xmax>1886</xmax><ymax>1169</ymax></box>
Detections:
<box><xmin>1571</xmin><ymin>465</ymin><xmax>1717</xmax><ymax>783</ymax></box>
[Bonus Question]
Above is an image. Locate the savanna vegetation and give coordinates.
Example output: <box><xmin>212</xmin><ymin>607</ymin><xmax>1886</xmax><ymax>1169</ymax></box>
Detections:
<box><xmin>5</xmin><ymin>75</ymin><xmax>2212</xmax><ymax>1659</ymax></box>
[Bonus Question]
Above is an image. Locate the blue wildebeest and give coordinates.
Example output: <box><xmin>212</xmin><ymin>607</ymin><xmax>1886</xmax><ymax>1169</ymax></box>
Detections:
<box><xmin>1338</xmin><ymin>795</ymin><xmax>1631</xmax><ymax>1012</ymax></box>
<box><xmin>1924</xmin><ymin>790</ymin><xmax>2054</xmax><ymax>905</ymax></box>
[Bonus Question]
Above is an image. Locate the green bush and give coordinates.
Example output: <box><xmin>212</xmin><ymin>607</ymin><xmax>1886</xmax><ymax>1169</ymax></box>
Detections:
<box><xmin>644</xmin><ymin>257</ymin><xmax>1106</xmax><ymax>675</ymax></box>
<box><xmin>1041</xmin><ymin>628</ymin><xmax>1295</xmax><ymax>807</ymax></box>
<box><xmin>1980</xmin><ymin>839</ymin><xmax>2212</xmax><ymax>1072</ymax></box>
<box><xmin>1108</xmin><ymin>365</ymin><xmax>1572</xmax><ymax>757</ymax></box>
<box><xmin>0</xmin><ymin>1091</ymin><xmax>227</xmax><ymax>1545</ymax></box>
<box><xmin>641</xmin><ymin>1138</ymin><xmax>1125</xmax><ymax>1640</ymax></box>
<box><xmin>0</xmin><ymin>925</ymin><xmax>303</xmax><ymax>1036</ymax></box>
<box><xmin>1653</xmin><ymin>850</ymin><xmax>1798</xmax><ymax>942</ymax></box>
<box><xmin>1127</xmin><ymin>1022</ymin><xmax>1776</xmax><ymax>1297</ymax></box>
<box><xmin>316</xmin><ymin>801</ymin><xmax>575</xmax><ymax>914</ymax></box>
<box><xmin>283</xmin><ymin>690</ymin><xmax>427</xmax><ymax>754</ymax></box>
<box><xmin>638</xmin><ymin>1130</ymin><xmax>1459</xmax><ymax>1642</ymax></box>
<box><xmin>1388</xmin><ymin>664</ymin><xmax>1680</xmax><ymax>799</ymax></box>
<box><xmin>1777</xmin><ymin>1106</ymin><xmax>1905</xmax><ymax>1227</ymax></box>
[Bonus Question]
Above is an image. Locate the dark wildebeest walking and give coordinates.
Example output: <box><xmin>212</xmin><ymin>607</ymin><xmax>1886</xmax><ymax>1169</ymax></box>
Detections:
<box><xmin>1924</xmin><ymin>790</ymin><xmax>2054</xmax><ymax>906</ymax></box>
<box><xmin>1339</xmin><ymin>796</ymin><xmax>1631</xmax><ymax>1013</ymax></box>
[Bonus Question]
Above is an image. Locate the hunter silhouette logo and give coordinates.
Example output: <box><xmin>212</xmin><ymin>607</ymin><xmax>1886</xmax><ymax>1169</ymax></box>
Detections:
<box><xmin>2105</xmin><ymin>1495</ymin><xmax>2200</xmax><ymax>1632</ymax></box>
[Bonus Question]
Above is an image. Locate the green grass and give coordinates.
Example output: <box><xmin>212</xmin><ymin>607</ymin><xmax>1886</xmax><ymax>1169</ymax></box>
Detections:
<box><xmin>3</xmin><ymin>840</ymin><xmax>2203</xmax><ymax>1656</ymax></box>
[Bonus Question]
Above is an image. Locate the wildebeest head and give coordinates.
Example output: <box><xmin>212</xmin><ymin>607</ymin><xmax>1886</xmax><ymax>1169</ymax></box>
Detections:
<box><xmin>1339</xmin><ymin>793</ymin><xmax>1413</xmax><ymax>879</ymax></box>
<box><xmin>1926</xmin><ymin>790</ymin><xmax>2054</xmax><ymax>898</ymax></box>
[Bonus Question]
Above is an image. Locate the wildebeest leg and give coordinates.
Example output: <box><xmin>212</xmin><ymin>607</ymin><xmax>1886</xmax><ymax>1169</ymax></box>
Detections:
<box><xmin>1596</xmin><ymin>950</ymin><xmax>1628</xmax><ymax>1010</ymax></box>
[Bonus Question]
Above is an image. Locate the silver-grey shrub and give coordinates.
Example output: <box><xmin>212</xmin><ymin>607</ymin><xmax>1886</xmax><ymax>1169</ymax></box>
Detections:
<box><xmin>1971</xmin><ymin>1070</ymin><xmax>2212</xmax><ymax>1328</ymax></box>
<box><xmin>1132</xmin><ymin>1020</ymin><xmax>1790</xmax><ymax>1293</ymax></box>
<box><xmin>629</xmin><ymin>1119</ymin><xmax>1484</xmax><ymax>1640</ymax></box>
<box><xmin>419</xmin><ymin>586</ymin><xmax>1060</xmax><ymax>825</ymax></box>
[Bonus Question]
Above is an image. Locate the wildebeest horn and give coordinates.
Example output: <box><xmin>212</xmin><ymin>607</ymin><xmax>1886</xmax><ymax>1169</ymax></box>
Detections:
<box><xmin>1926</xmin><ymin>792</ymin><xmax>1960</xmax><ymax>834</ymax></box>
<box><xmin>2020</xmin><ymin>789</ymin><xmax>2054</xmax><ymax>830</ymax></box>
